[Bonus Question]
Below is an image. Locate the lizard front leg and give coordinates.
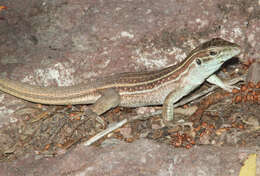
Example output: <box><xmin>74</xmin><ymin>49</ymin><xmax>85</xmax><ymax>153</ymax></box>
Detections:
<box><xmin>206</xmin><ymin>74</ymin><xmax>239</xmax><ymax>92</ymax></box>
<box><xmin>84</xmin><ymin>88</ymin><xmax>120</xmax><ymax>126</ymax></box>
<box><xmin>162</xmin><ymin>89</ymin><xmax>184</xmax><ymax>124</ymax></box>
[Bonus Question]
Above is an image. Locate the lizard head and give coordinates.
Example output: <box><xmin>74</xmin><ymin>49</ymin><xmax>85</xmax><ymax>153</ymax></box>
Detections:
<box><xmin>187</xmin><ymin>38</ymin><xmax>241</xmax><ymax>77</ymax></box>
<box><xmin>194</xmin><ymin>38</ymin><xmax>240</xmax><ymax>62</ymax></box>
<box><xmin>182</xmin><ymin>38</ymin><xmax>241</xmax><ymax>84</ymax></box>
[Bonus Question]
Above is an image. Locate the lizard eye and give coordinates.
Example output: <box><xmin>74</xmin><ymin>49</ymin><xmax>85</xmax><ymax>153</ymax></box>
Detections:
<box><xmin>209</xmin><ymin>51</ymin><xmax>217</xmax><ymax>56</ymax></box>
<box><xmin>196</xmin><ymin>59</ymin><xmax>201</xmax><ymax>65</ymax></box>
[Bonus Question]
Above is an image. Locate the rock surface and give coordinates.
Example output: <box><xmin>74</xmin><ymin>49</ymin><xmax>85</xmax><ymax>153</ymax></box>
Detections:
<box><xmin>0</xmin><ymin>0</ymin><xmax>259</xmax><ymax>175</ymax></box>
<box><xmin>1</xmin><ymin>139</ymin><xmax>260</xmax><ymax>176</ymax></box>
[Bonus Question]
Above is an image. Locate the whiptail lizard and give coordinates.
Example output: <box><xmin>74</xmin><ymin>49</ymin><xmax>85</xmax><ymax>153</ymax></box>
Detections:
<box><xmin>0</xmin><ymin>38</ymin><xmax>241</xmax><ymax>123</ymax></box>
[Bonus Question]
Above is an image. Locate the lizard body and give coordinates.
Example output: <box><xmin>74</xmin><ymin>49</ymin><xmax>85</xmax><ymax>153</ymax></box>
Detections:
<box><xmin>0</xmin><ymin>38</ymin><xmax>241</xmax><ymax>122</ymax></box>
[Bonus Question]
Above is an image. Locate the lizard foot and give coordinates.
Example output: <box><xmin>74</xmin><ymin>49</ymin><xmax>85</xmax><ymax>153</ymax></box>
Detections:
<box><xmin>83</xmin><ymin>108</ymin><xmax>106</xmax><ymax>128</ymax></box>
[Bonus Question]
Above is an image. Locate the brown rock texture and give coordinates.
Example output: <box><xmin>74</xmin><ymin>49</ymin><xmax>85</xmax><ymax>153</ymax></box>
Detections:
<box><xmin>0</xmin><ymin>0</ymin><xmax>259</xmax><ymax>175</ymax></box>
<box><xmin>1</xmin><ymin>139</ymin><xmax>260</xmax><ymax>176</ymax></box>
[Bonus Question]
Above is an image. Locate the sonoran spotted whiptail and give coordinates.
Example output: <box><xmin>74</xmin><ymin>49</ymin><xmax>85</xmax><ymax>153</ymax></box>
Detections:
<box><xmin>0</xmin><ymin>38</ymin><xmax>241</xmax><ymax>124</ymax></box>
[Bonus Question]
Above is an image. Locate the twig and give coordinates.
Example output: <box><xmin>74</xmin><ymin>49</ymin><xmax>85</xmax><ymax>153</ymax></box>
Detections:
<box><xmin>84</xmin><ymin>119</ymin><xmax>127</xmax><ymax>146</ymax></box>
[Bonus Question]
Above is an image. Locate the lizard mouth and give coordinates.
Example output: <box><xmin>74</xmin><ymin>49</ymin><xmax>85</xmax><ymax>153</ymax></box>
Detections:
<box><xmin>232</xmin><ymin>46</ymin><xmax>241</xmax><ymax>56</ymax></box>
<box><xmin>221</xmin><ymin>46</ymin><xmax>241</xmax><ymax>63</ymax></box>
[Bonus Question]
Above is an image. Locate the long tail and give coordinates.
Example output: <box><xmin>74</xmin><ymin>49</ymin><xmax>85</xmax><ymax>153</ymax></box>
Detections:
<box><xmin>0</xmin><ymin>77</ymin><xmax>96</xmax><ymax>105</ymax></box>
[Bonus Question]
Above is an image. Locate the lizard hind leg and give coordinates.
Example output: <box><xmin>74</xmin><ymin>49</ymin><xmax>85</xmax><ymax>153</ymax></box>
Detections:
<box><xmin>84</xmin><ymin>88</ymin><xmax>121</xmax><ymax>127</ymax></box>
